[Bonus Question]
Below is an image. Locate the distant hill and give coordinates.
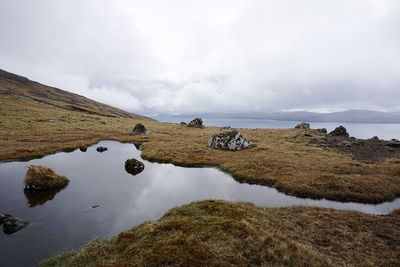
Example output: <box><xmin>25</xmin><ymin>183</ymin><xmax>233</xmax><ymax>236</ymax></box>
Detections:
<box><xmin>173</xmin><ymin>110</ymin><xmax>400</xmax><ymax>123</ymax></box>
<box><xmin>0</xmin><ymin>69</ymin><xmax>149</xmax><ymax>119</ymax></box>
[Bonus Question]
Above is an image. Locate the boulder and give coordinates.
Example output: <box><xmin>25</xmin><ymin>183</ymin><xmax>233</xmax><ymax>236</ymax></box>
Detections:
<box><xmin>294</xmin><ymin>122</ymin><xmax>310</xmax><ymax>129</ymax></box>
<box><xmin>132</xmin><ymin>123</ymin><xmax>148</xmax><ymax>135</ymax></box>
<box><xmin>1</xmin><ymin>214</ymin><xmax>29</xmax><ymax>235</ymax></box>
<box><xmin>180</xmin><ymin>122</ymin><xmax>187</xmax><ymax>126</ymax></box>
<box><xmin>24</xmin><ymin>165</ymin><xmax>69</xmax><ymax>191</ymax></box>
<box><xmin>187</xmin><ymin>118</ymin><xmax>204</xmax><ymax>128</ymax></box>
<box><xmin>96</xmin><ymin>146</ymin><xmax>108</xmax><ymax>152</ymax></box>
<box><xmin>79</xmin><ymin>147</ymin><xmax>87</xmax><ymax>152</ymax></box>
<box><xmin>328</xmin><ymin>126</ymin><xmax>350</xmax><ymax>138</ymax></box>
<box><xmin>208</xmin><ymin>130</ymin><xmax>253</xmax><ymax>151</ymax></box>
<box><xmin>125</xmin><ymin>158</ymin><xmax>145</xmax><ymax>175</ymax></box>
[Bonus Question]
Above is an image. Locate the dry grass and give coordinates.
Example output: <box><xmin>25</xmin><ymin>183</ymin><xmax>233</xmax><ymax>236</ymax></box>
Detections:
<box><xmin>2</xmin><ymin>70</ymin><xmax>400</xmax><ymax>203</ymax></box>
<box><xmin>39</xmin><ymin>200</ymin><xmax>400</xmax><ymax>267</ymax></box>
<box><xmin>24</xmin><ymin>165</ymin><xmax>69</xmax><ymax>190</ymax></box>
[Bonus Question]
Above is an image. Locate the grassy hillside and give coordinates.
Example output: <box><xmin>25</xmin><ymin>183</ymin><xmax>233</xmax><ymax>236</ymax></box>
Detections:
<box><xmin>40</xmin><ymin>200</ymin><xmax>400</xmax><ymax>267</ymax></box>
<box><xmin>0</xmin><ymin>69</ymin><xmax>147</xmax><ymax>119</ymax></box>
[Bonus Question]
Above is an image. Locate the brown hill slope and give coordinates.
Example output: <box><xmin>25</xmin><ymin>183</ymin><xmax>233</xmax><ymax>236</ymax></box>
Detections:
<box><xmin>0</xmin><ymin>69</ymin><xmax>148</xmax><ymax>119</ymax></box>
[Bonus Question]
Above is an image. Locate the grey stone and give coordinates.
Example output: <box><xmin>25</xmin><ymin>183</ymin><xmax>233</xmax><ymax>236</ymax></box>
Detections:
<box><xmin>131</xmin><ymin>123</ymin><xmax>148</xmax><ymax>135</ymax></box>
<box><xmin>187</xmin><ymin>118</ymin><xmax>204</xmax><ymax>128</ymax></box>
<box><xmin>295</xmin><ymin>122</ymin><xmax>310</xmax><ymax>129</ymax></box>
<box><xmin>208</xmin><ymin>130</ymin><xmax>253</xmax><ymax>151</ymax></box>
<box><xmin>328</xmin><ymin>126</ymin><xmax>350</xmax><ymax>138</ymax></box>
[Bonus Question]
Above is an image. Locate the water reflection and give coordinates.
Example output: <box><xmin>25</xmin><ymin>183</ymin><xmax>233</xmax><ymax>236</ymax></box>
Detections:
<box><xmin>23</xmin><ymin>186</ymin><xmax>67</xmax><ymax>207</ymax></box>
<box><xmin>0</xmin><ymin>141</ymin><xmax>399</xmax><ymax>267</ymax></box>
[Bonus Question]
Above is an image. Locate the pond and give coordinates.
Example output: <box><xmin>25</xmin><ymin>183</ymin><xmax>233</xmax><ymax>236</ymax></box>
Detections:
<box><xmin>1</xmin><ymin>141</ymin><xmax>400</xmax><ymax>267</ymax></box>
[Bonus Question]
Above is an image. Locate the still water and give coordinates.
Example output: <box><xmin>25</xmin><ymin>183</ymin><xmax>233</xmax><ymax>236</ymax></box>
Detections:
<box><xmin>153</xmin><ymin>116</ymin><xmax>400</xmax><ymax>140</ymax></box>
<box><xmin>1</xmin><ymin>141</ymin><xmax>400</xmax><ymax>266</ymax></box>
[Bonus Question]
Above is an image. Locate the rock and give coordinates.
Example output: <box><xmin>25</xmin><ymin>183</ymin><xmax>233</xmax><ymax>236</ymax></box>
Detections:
<box><xmin>79</xmin><ymin>147</ymin><xmax>87</xmax><ymax>152</ymax></box>
<box><xmin>24</xmin><ymin>165</ymin><xmax>69</xmax><ymax>191</ymax></box>
<box><xmin>96</xmin><ymin>146</ymin><xmax>108</xmax><ymax>152</ymax></box>
<box><xmin>1</xmin><ymin>214</ymin><xmax>29</xmax><ymax>235</ymax></box>
<box><xmin>328</xmin><ymin>126</ymin><xmax>350</xmax><ymax>138</ymax></box>
<box><xmin>131</xmin><ymin>123</ymin><xmax>148</xmax><ymax>135</ymax></box>
<box><xmin>92</xmin><ymin>205</ymin><xmax>100</xmax><ymax>209</ymax></box>
<box><xmin>180</xmin><ymin>122</ymin><xmax>187</xmax><ymax>126</ymax></box>
<box><xmin>294</xmin><ymin>122</ymin><xmax>310</xmax><ymax>129</ymax></box>
<box><xmin>208</xmin><ymin>130</ymin><xmax>253</xmax><ymax>151</ymax></box>
<box><xmin>125</xmin><ymin>158</ymin><xmax>145</xmax><ymax>175</ymax></box>
<box><xmin>315</xmin><ymin>128</ymin><xmax>327</xmax><ymax>134</ymax></box>
<box><xmin>370</xmin><ymin>136</ymin><xmax>380</xmax><ymax>141</ymax></box>
<box><xmin>187</xmin><ymin>118</ymin><xmax>204</xmax><ymax>128</ymax></box>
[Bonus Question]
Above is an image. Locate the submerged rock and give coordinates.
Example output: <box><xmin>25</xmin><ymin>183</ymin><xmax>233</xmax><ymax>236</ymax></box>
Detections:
<box><xmin>328</xmin><ymin>126</ymin><xmax>350</xmax><ymax>138</ymax></box>
<box><xmin>24</xmin><ymin>165</ymin><xmax>69</xmax><ymax>191</ymax></box>
<box><xmin>0</xmin><ymin>214</ymin><xmax>29</xmax><ymax>235</ymax></box>
<box><xmin>96</xmin><ymin>146</ymin><xmax>108</xmax><ymax>153</ymax></box>
<box><xmin>208</xmin><ymin>130</ymin><xmax>253</xmax><ymax>151</ymax></box>
<box><xmin>187</xmin><ymin>118</ymin><xmax>204</xmax><ymax>128</ymax></box>
<box><xmin>294</xmin><ymin>122</ymin><xmax>310</xmax><ymax>129</ymax></box>
<box><xmin>131</xmin><ymin>123</ymin><xmax>148</xmax><ymax>135</ymax></box>
<box><xmin>125</xmin><ymin>158</ymin><xmax>145</xmax><ymax>175</ymax></box>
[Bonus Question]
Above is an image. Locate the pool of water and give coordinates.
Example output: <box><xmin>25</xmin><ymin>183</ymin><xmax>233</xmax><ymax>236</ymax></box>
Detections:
<box><xmin>0</xmin><ymin>141</ymin><xmax>399</xmax><ymax>266</ymax></box>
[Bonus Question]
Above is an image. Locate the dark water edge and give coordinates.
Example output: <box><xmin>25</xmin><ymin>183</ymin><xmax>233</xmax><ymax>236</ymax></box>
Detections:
<box><xmin>0</xmin><ymin>141</ymin><xmax>399</xmax><ymax>267</ymax></box>
<box><xmin>152</xmin><ymin>115</ymin><xmax>400</xmax><ymax>140</ymax></box>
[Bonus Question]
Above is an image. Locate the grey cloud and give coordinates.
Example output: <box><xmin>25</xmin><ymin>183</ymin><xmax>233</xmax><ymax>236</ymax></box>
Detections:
<box><xmin>1</xmin><ymin>0</ymin><xmax>399</xmax><ymax>113</ymax></box>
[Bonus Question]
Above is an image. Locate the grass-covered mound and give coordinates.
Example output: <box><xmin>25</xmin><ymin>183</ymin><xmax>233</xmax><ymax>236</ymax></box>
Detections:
<box><xmin>24</xmin><ymin>165</ymin><xmax>69</xmax><ymax>190</ymax></box>
<box><xmin>40</xmin><ymin>200</ymin><xmax>400</xmax><ymax>267</ymax></box>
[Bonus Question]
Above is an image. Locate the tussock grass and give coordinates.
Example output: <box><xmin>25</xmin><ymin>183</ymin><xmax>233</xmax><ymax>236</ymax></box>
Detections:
<box><xmin>40</xmin><ymin>200</ymin><xmax>400</xmax><ymax>267</ymax></box>
<box><xmin>24</xmin><ymin>165</ymin><xmax>69</xmax><ymax>190</ymax></box>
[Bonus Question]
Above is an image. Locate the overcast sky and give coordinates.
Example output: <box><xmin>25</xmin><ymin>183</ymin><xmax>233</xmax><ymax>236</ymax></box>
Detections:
<box><xmin>1</xmin><ymin>0</ymin><xmax>400</xmax><ymax>114</ymax></box>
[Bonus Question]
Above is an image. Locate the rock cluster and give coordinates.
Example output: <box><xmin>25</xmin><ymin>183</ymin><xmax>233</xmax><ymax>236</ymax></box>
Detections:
<box><xmin>24</xmin><ymin>165</ymin><xmax>69</xmax><ymax>191</ymax></box>
<box><xmin>132</xmin><ymin>123</ymin><xmax>148</xmax><ymax>135</ymax></box>
<box><xmin>208</xmin><ymin>130</ymin><xmax>253</xmax><ymax>151</ymax></box>
<box><xmin>0</xmin><ymin>214</ymin><xmax>29</xmax><ymax>235</ymax></box>
<box><xmin>187</xmin><ymin>118</ymin><xmax>204</xmax><ymax>128</ymax></box>
<box><xmin>125</xmin><ymin>158</ymin><xmax>145</xmax><ymax>175</ymax></box>
<box><xmin>328</xmin><ymin>126</ymin><xmax>350</xmax><ymax>138</ymax></box>
<box><xmin>294</xmin><ymin>122</ymin><xmax>310</xmax><ymax>129</ymax></box>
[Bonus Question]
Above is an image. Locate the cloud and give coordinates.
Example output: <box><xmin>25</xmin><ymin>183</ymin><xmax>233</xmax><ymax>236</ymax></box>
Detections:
<box><xmin>1</xmin><ymin>0</ymin><xmax>399</xmax><ymax>113</ymax></box>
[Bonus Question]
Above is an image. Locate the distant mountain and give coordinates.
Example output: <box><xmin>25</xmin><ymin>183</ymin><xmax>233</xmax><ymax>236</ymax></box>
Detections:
<box><xmin>172</xmin><ymin>110</ymin><xmax>400</xmax><ymax>123</ymax></box>
<box><xmin>0</xmin><ymin>69</ymin><xmax>149</xmax><ymax>119</ymax></box>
